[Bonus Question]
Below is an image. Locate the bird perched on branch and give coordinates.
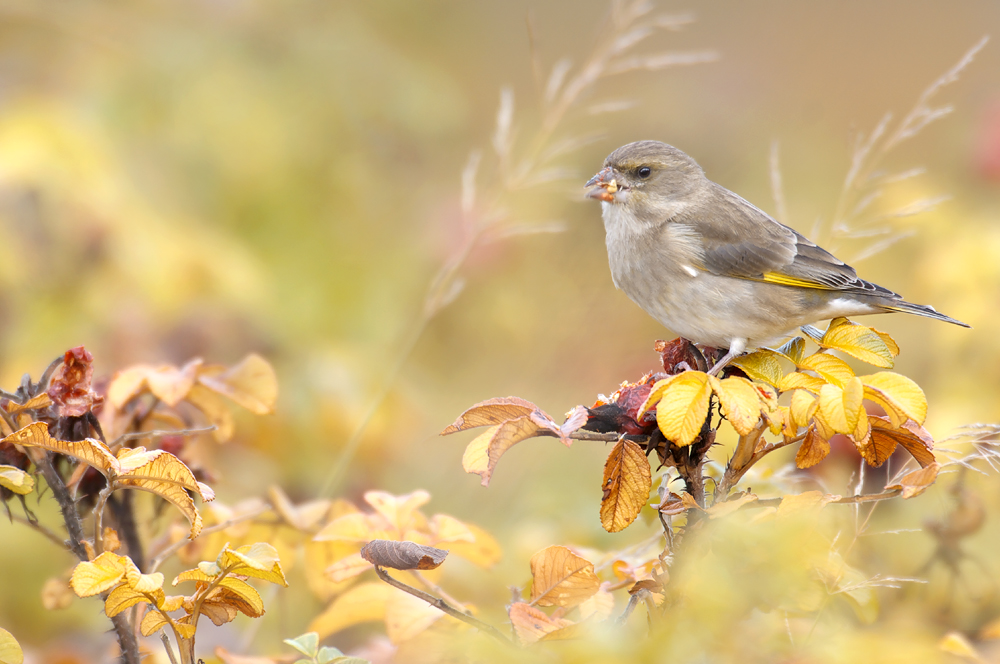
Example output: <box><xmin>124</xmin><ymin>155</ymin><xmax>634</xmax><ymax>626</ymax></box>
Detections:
<box><xmin>585</xmin><ymin>140</ymin><xmax>969</xmax><ymax>375</ymax></box>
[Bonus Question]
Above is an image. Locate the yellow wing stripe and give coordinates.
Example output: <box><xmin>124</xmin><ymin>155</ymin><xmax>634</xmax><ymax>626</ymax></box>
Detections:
<box><xmin>761</xmin><ymin>271</ymin><xmax>834</xmax><ymax>290</ymax></box>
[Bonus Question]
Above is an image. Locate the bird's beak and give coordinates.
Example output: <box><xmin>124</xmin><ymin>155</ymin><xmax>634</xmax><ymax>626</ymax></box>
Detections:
<box><xmin>585</xmin><ymin>166</ymin><xmax>619</xmax><ymax>202</ymax></box>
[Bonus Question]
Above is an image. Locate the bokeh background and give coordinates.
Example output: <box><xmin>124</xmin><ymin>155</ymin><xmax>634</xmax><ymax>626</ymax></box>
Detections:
<box><xmin>1</xmin><ymin>0</ymin><xmax>999</xmax><ymax>661</ymax></box>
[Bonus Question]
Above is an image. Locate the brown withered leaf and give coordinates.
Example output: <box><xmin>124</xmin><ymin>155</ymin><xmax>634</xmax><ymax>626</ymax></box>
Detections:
<box><xmin>197</xmin><ymin>354</ymin><xmax>278</xmax><ymax>415</ymax></box>
<box><xmin>600</xmin><ymin>440</ymin><xmax>651</xmax><ymax>533</ymax></box>
<box><xmin>508</xmin><ymin>602</ymin><xmax>573</xmax><ymax>645</ymax></box>
<box><xmin>529</xmin><ymin>546</ymin><xmax>599</xmax><ymax>608</ymax></box>
<box><xmin>628</xmin><ymin>578</ymin><xmax>664</xmax><ymax>595</ymax></box>
<box><xmin>47</xmin><ymin>346</ymin><xmax>103</xmax><ymax>417</ymax></box>
<box><xmin>853</xmin><ymin>417</ymin><xmax>895</xmax><ymax>468</ymax></box>
<box><xmin>795</xmin><ymin>426</ymin><xmax>831</xmax><ymax>469</ymax></box>
<box><xmin>3</xmin><ymin>422</ymin><xmax>118</xmax><ymax>476</ymax></box>
<box><xmin>869</xmin><ymin>416</ymin><xmax>936</xmax><ymax>467</ymax></box>
<box><xmin>461</xmin><ymin>416</ymin><xmax>550</xmax><ymax>486</ymax></box>
<box><xmin>360</xmin><ymin>540</ymin><xmax>448</xmax><ymax>571</ymax></box>
<box><xmin>886</xmin><ymin>462</ymin><xmax>940</xmax><ymax>499</ymax></box>
<box><xmin>440</xmin><ymin>397</ymin><xmax>538</xmax><ymax>434</ymax></box>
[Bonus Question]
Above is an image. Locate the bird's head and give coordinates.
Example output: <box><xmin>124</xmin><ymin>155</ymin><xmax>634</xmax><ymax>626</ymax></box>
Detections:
<box><xmin>585</xmin><ymin>140</ymin><xmax>706</xmax><ymax>220</ymax></box>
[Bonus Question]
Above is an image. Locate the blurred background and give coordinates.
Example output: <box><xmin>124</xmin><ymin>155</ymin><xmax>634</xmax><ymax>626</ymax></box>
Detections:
<box><xmin>1</xmin><ymin>0</ymin><xmax>999</xmax><ymax>661</ymax></box>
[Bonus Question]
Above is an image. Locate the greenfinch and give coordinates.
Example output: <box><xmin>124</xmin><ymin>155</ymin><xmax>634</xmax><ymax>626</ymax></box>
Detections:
<box><xmin>586</xmin><ymin>140</ymin><xmax>969</xmax><ymax>375</ymax></box>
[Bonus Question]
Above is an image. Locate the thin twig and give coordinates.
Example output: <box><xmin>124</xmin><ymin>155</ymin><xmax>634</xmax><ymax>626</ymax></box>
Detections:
<box><xmin>160</xmin><ymin>633</ymin><xmax>180</xmax><ymax>664</ymax></box>
<box><xmin>372</xmin><ymin>565</ymin><xmax>510</xmax><ymax>644</ymax></box>
<box><xmin>112</xmin><ymin>426</ymin><xmax>217</xmax><ymax>447</ymax></box>
<box><xmin>147</xmin><ymin>504</ymin><xmax>271</xmax><ymax>573</ymax></box>
<box><xmin>7</xmin><ymin>513</ymin><xmax>70</xmax><ymax>550</ymax></box>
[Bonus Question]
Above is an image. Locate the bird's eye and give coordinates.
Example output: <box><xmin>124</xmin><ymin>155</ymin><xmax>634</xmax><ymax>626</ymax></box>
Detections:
<box><xmin>637</xmin><ymin>166</ymin><xmax>652</xmax><ymax>179</ymax></box>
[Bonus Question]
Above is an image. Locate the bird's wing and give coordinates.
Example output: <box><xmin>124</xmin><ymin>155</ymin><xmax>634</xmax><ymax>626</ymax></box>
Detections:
<box><xmin>689</xmin><ymin>184</ymin><xmax>897</xmax><ymax>298</ymax></box>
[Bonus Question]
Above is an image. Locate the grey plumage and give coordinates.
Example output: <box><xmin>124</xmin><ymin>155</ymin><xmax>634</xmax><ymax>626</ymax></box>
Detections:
<box><xmin>586</xmin><ymin>140</ymin><xmax>968</xmax><ymax>373</ymax></box>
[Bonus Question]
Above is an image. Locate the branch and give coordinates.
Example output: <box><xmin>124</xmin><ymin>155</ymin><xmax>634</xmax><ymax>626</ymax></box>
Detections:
<box><xmin>372</xmin><ymin>565</ymin><xmax>510</xmax><ymax>644</ymax></box>
<box><xmin>752</xmin><ymin>489</ymin><xmax>903</xmax><ymax>510</ymax></box>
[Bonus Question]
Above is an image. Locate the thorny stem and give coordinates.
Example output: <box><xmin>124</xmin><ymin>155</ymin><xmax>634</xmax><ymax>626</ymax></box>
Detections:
<box><xmin>372</xmin><ymin>565</ymin><xmax>510</xmax><ymax>645</ymax></box>
<box><xmin>717</xmin><ymin>429</ymin><xmax>807</xmax><ymax>501</ymax></box>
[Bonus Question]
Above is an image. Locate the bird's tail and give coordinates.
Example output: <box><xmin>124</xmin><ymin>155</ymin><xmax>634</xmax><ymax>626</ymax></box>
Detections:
<box><xmin>882</xmin><ymin>301</ymin><xmax>971</xmax><ymax>328</ymax></box>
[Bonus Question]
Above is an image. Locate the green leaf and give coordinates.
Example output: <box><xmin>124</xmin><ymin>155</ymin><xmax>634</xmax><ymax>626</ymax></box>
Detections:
<box><xmin>284</xmin><ymin>632</ymin><xmax>320</xmax><ymax>658</ymax></box>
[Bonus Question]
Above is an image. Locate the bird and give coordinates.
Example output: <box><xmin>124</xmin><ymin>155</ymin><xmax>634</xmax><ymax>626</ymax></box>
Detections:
<box><xmin>585</xmin><ymin>140</ymin><xmax>969</xmax><ymax>375</ymax></box>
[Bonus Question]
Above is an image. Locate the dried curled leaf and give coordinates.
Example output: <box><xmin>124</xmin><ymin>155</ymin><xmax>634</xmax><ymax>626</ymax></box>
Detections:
<box><xmin>359</xmin><ymin>540</ymin><xmax>449</xmax><ymax>571</ymax></box>
<box><xmin>819</xmin><ymin>318</ymin><xmax>895</xmax><ymax>368</ymax></box>
<box><xmin>869</xmin><ymin>416</ymin><xmax>935</xmax><ymax>467</ymax></box>
<box><xmin>600</xmin><ymin>440</ymin><xmax>651</xmax><ymax>533</ymax></box>
<box><xmin>114</xmin><ymin>447</ymin><xmax>214</xmax><ymax>539</ymax></box>
<box><xmin>440</xmin><ymin>396</ymin><xmax>538</xmax><ymax>434</ymax></box>
<box><xmin>529</xmin><ymin>546</ymin><xmax>600</xmax><ymax>608</ymax></box>
<box><xmin>646</xmin><ymin>372</ymin><xmax>712</xmax><ymax>446</ymax></box>
<box><xmin>887</xmin><ymin>462</ymin><xmax>941</xmax><ymax>499</ymax></box>
<box><xmin>3</xmin><ymin>422</ymin><xmax>118</xmax><ymax>476</ymax></box>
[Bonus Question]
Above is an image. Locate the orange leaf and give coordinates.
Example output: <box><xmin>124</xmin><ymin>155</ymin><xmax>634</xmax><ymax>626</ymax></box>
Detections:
<box><xmin>508</xmin><ymin>602</ymin><xmax>573</xmax><ymax>645</ymax></box>
<box><xmin>869</xmin><ymin>417</ymin><xmax>936</xmax><ymax>467</ymax></box>
<box><xmin>440</xmin><ymin>397</ymin><xmax>538</xmax><ymax>434</ymax></box>
<box><xmin>529</xmin><ymin>546</ymin><xmax>599</xmax><ymax>608</ymax></box>
<box><xmin>887</xmin><ymin>462</ymin><xmax>941</xmax><ymax>499</ymax></box>
<box><xmin>795</xmin><ymin>427</ymin><xmax>830</xmax><ymax>469</ymax></box>
<box><xmin>599</xmin><ymin>440</ymin><xmax>651</xmax><ymax>533</ymax></box>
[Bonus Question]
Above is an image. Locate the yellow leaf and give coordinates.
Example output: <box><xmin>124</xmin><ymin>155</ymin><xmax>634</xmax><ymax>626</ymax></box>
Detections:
<box><xmin>460</xmin><ymin>416</ymin><xmax>549</xmax><ymax>486</ymax></box>
<box><xmin>41</xmin><ymin>578</ymin><xmax>74</xmax><ymax>610</ymax></box>
<box><xmin>508</xmin><ymin>602</ymin><xmax>573</xmax><ymax>645</ymax></box>
<box><xmin>197</xmin><ymin>353</ymin><xmax>278</xmax><ymax>415</ymax></box>
<box><xmin>819</xmin><ymin>318</ymin><xmax>895</xmax><ymax>368</ymax></box>
<box><xmin>325</xmin><ymin>552</ymin><xmax>372</xmax><ymax>583</ymax></box>
<box><xmin>860</xmin><ymin>372</ymin><xmax>927</xmax><ymax>425</ymax></box>
<box><xmin>440</xmin><ymin>396</ymin><xmax>538</xmax><ymax>434</ymax></box>
<box><xmin>871</xmin><ymin>327</ymin><xmax>901</xmax><ymax>356</ymax></box>
<box><xmin>105</xmin><ymin>585</ymin><xmax>157</xmax><ymax>617</ymax></box>
<box><xmin>772</xmin><ymin>337</ymin><xmax>806</xmax><ymax>364</ymax></box>
<box><xmin>113</xmin><ymin>448</ymin><xmax>213</xmax><ymax>539</ymax></box>
<box><xmin>218</xmin><ymin>543</ymin><xmax>288</xmax><ymax>586</ymax></box>
<box><xmin>0</xmin><ymin>465</ymin><xmax>34</xmax><ymax>495</ymax></box>
<box><xmin>139</xmin><ymin>610</ymin><xmax>170</xmax><ymax>637</ymax></box>
<box><xmin>0</xmin><ymin>627</ymin><xmax>23</xmax><ymax>664</ymax></box>
<box><xmin>776</xmin><ymin>491</ymin><xmax>838</xmax><ymax>517</ymax></box>
<box><xmin>3</xmin><ymin>422</ymin><xmax>118</xmax><ymax>476</ymax></box>
<box><xmin>529</xmin><ymin>546</ymin><xmax>600</xmax><ymax>608</ymax></box>
<box><xmin>4</xmin><ymin>393</ymin><xmax>52</xmax><ymax>415</ymax></box>
<box><xmin>160</xmin><ymin>595</ymin><xmax>185</xmax><ymax>612</ymax></box>
<box><xmin>795</xmin><ymin>427</ymin><xmax>830</xmax><ymax>469</ymax></box>
<box><xmin>304</xmin><ymin>540</ymin><xmax>362</xmax><ymax>600</ymax></box>
<box><xmin>186</xmin><ymin>384</ymin><xmax>236</xmax><ymax>442</ymax></box>
<box><xmin>638</xmin><ymin>373</ymin><xmax>681</xmax><ymax>417</ymax></box>
<box><xmin>777</xmin><ymin>371</ymin><xmax>827</xmax><ymax>393</ymax></box>
<box><xmin>109</xmin><ymin>360</ymin><xmax>203</xmax><ymax>409</ymax></box>
<box><xmin>364</xmin><ymin>490</ymin><xmax>430</xmax><ymax>532</ymax></box>
<box><xmin>706</xmin><ymin>492</ymin><xmax>757</xmax><ymax>519</ymax></box>
<box><xmin>817</xmin><ymin>378</ymin><xmax>864</xmax><ymax>435</ymax></box>
<box><xmin>385</xmin><ymin>588</ymin><xmax>444</xmax><ymax>643</ymax></box>
<box><xmin>314</xmin><ymin>512</ymin><xmax>390</xmax><ymax>543</ymax></box>
<box><xmin>210</xmin><ymin>577</ymin><xmax>265</xmax><ymax>618</ymax></box>
<box><xmin>709</xmin><ymin>376</ymin><xmax>763</xmax><ymax>436</ymax></box>
<box><xmin>70</xmin><ymin>552</ymin><xmax>128</xmax><ymax>597</ymax></box>
<box><xmin>789</xmin><ymin>390</ymin><xmax>818</xmax><ymax>429</ymax></box>
<box><xmin>887</xmin><ymin>462</ymin><xmax>941</xmax><ymax>499</ymax></box>
<box><xmin>938</xmin><ymin>631</ymin><xmax>981</xmax><ymax>660</ymax></box>
<box><xmin>729</xmin><ymin>350</ymin><xmax>784</xmax><ymax>387</ymax></box>
<box><xmin>654</xmin><ymin>371</ymin><xmax>712</xmax><ymax>447</ymax></box>
<box><xmin>579</xmin><ymin>587</ymin><xmax>615</xmax><ymax>622</ymax></box>
<box><xmin>308</xmin><ymin>582</ymin><xmax>392</xmax><ymax>638</ymax></box>
<box><xmin>599</xmin><ymin>440</ymin><xmax>651</xmax><ymax>533</ymax></box>
<box><xmin>442</xmin><ymin>523</ymin><xmax>502</xmax><ymax>568</ymax></box>
<box><xmin>428</xmin><ymin>514</ymin><xmax>475</xmax><ymax>544</ymax></box>
<box><xmin>107</xmin><ymin>366</ymin><xmax>152</xmax><ymax>409</ymax></box>
<box><xmin>797</xmin><ymin>352</ymin><xmax>855</xmax><ymax>387</ymax></box>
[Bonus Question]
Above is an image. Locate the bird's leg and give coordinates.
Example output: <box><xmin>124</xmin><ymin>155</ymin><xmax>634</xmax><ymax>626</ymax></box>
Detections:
<box><xmin>706</xmin><ymin>338</ymin><xmax>747</xmax><ymax>376</ymax></box>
